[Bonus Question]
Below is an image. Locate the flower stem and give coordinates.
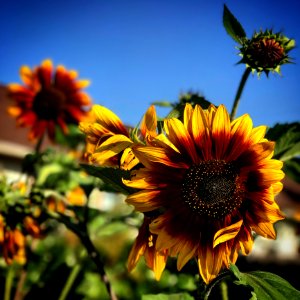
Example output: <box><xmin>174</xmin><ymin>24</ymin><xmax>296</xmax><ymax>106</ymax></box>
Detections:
<box><xmin>5</xmin><ymin>266</ymin><xmax>14</xmax><ymax>300</ymax></box>
<box><xmin>35</xmin><ymin>133</ymin><xmax>45</xmax><ymax>154</ymax></box>
<box><xmin>13</xmin><ymin>270</ymin><xmax>27</xmax><ymax>300</ymax></box>
<box><xmin>230</xmin><ymin>68</ymin><xmax>251</xmax><ymax>121</ymax></box>
<box><xmin>202</xmin><ymin>271</ymin><xmax>230</xmax><ymax>300</ymax></box>
<box><xmin>54</xmin><ymin>214</ymin><xmax>118</xmax><ymax>300</ymax></box>
<box><xmin>78</xmin><ymin>230</ymin><xmax>118</xmax><ymax>300</ymax></box>
<box><xmin>220</xmin><ymin>281</ymin><xmax>229</xmax><ymax>300</ymax></box>
<box><xmin>58</xmin><ymin>264</ymin><xmax>81</xmax><ymax>300</ymax></box>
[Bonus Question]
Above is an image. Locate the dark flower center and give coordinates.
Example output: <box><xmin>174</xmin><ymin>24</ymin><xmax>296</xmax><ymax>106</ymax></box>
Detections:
<box><xmin>246</xmin><ymin>38</ymin><xmax>284</xmax><ymax>68</ymax></box>
<box><xmin>181</xmin><ymin>160</ymin><xmax>244</xmax><ymax>219</ymax></box>
<box><xmin>32</xmin><ymin>87</ymin><xmax>66</xmax><ymax>120</ymax></box>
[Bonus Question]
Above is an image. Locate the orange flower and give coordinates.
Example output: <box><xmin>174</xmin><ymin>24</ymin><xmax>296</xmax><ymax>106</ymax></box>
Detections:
<box><xmin>66</xmin><ymin>186</ymin><xmax>87</xmax><ymax>206</ymax></box>
<box><xmin>8</xmin><ymin>59</ymin><xmax>91</xmax><ymax>141</ymax></box>
<box><xmin>79</xmin><ymin>104</ymin><xmax>157</xmax><ymax>170</ymax></box>
<box><xmin>127</xmin><ymin>216</ymin><xmax>168</xmax><ymax>280</ymax></box>
<box><xmin>2</xmin><ymin>228</ymin><xmax>26</xmax><ymax>265</ymax></box>
<box><xmin>124</xmin><ymin>104</ymin><xmax>284</xmax><ymax>284</ymax></box>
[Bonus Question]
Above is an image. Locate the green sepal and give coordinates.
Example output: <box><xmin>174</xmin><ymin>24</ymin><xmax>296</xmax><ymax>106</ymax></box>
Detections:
<box><xmin>223</xmin><ymin>4</ymin><xmax>247</xmax><ymax>44</ymax></box>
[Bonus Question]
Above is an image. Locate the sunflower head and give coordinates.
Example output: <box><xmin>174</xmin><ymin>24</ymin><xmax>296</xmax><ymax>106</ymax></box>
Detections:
<box><xmin>124</xmin><ymin>103</ymin><xmax>285</xmax><ymax>284</ymax></box>
<box><xmin>238</xmin><ymin>30</ymin><xmax>295</xmax><ymax>76</ymax></box>
<box><xmin>7</xmin><ymin>59</ymin><xmax>92</xmax><ymax>141</ymax></box>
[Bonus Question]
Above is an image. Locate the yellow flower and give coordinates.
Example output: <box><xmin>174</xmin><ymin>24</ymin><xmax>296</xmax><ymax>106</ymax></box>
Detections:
<box><xmin>124</xmin><ymin>104</ymin><xmax>284</xmax><ymax>284</ymax></box>
<box><xmin>127</xmin><ymin>216</ymin><xmax>168</xmax><ymax>280</ymax></box>
<box><xmin>66</xmin><ymin>186</ymin><xmax>87</xmax><ymax>206</ymax></box>
<box><xmin>79</xmin><ymin>104</ymin><xmax>157</xmax><ymax>170</ymax></box>
<box><xmin>8</xmin><ymin>59</ymin><xmax>91</xmax><ymax>141</ymax></box>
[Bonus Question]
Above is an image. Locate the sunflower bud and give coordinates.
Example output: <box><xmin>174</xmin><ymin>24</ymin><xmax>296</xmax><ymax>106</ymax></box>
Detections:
<box><xmin>238</xmin><ymin>30</ymin><xmax>295</xmax><ymax>76</ymax></box>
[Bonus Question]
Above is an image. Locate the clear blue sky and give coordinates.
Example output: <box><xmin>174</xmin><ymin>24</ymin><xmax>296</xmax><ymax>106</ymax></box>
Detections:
<box><xmin>1</xmin><ymin>0</ymin><xmax>299</xmax><ymax>128</ymax></box>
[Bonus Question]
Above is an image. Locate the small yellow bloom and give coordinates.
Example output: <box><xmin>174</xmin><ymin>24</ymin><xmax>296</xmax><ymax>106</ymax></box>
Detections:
<box><xmin>79</xmin><ymin>104</ymin><xmax>158</xmax><ymax>170</ymax></box>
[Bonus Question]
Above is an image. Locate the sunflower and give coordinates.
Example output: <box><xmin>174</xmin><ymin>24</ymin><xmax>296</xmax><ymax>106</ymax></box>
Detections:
<box><xmin>238</xmin><ymin>30</ymin><xmax>295</xmax><ymax>76</ymax></box>
<box><xmin>79</xmin><ymin>104</ymin><xmax>157</xmax><ymax>170</ymax></box>
<box><xmin>8</xmin><ymin>59</ymin><xmax>91</xmax><ymax>141</ymax></box>
<box><xmin>124</xmin><ymin>104</ymin><xmax>284</xmax><ymax>284</ymax></box>
<box><xmin>127</xmin><ymin>215</ymin><xmax>168</xmax><ymax>280</ymax></box>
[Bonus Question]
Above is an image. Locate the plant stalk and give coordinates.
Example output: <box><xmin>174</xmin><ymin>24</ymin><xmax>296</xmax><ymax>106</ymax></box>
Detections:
<box><xmin>58</xmin><ymin>264</ymin><xmax>81</xmax><ymax>300</ymax></box>
<box><xmin>230</xmin><ymin>67</ymin><xmax>251</xmax><ymax>121</ymax></box>
<box><xmin>5</xmin><ymin>266</ymin><xmax>15</xmax><ymax>300</ymax></box>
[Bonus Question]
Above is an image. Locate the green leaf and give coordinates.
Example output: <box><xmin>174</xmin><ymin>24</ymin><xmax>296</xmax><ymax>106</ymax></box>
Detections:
<box><xmin>284</xmin><ymin>158</ymin><xmax>300</xmax><ymax>183</ymax></box>
<box><xmin>80</xmin><ymin>164</ymin><xmax>134</xmax><ymax>194</ymax></box>
<box><xmin>142</xmin><ymin>293</ymin><xmax>194</xmax><ymax>300</ymax></box>
<box><xmin>223</xmin><ymin>4</ymin><xmax>247</xmax><ymax>44</ymax></box>
<box><xmin>152</xmin><ymin>101</ymin><xmax>174</xmax><ymax>107</ymax></box>
<box><xmin>266</xmin><ymin>123</ymin><xmax>300</xmax><ymax>161</ymax></box>
<box><xmin>230</xmin><ymin>264</ymin><xmax>300</xmax><ymax>300</ymax></box>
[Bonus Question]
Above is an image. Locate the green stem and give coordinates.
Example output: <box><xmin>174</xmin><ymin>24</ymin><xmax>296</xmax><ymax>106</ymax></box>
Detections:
<box><xmin>58</xmin><ymin>264</ymin><xmax>81</xmax><ymax>300</ymax></box>
<box><xmin>52</xmin><ymin>214</ymin><xmax>118</xmax><ymax>300</ymax></box>
<box><xmin>202</xmin><ymin>271</ymin><xmax>230</xmax><ymax>300</ymax></box>
<box><xmin>230</xmin><ymin>67</ymin><xmax>251</xmax><ymax>121</ymax></box>
<box><xmin>5</xmin><ymin>266</ymin><xmax>15</xmax><ymax>300</ymax></box>
<box><xmin>220</xmin><ymin>281</ymin><xmax>229</xmax><ymax>300</ymax></box>
<box><xmin>35</xmin><ymin>133</ymin><xmax>45</xmax><ymax>154</ymax></box>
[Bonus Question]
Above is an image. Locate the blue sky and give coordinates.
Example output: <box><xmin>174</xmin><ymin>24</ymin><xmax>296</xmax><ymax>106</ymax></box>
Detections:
<box><xmin>1</xmin><ymin>0</ymin><xmax>299</xmax><ymax>128</ymax></box>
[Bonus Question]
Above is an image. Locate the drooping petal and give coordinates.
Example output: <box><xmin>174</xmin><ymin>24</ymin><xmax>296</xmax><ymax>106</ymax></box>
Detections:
<box><xmin>132</xmin><ymin>146</ymin><xmax>189</xmax><ymax>169</ymax></box>
<box><xmin>213</xmin><ymin>220</ymin><xmax>243</xmax><ymax>248</ymax></box>
<box><xmin>197</xmin><ymin>244</ymin><xmax>224</xmax><ymax>284</ymax></box>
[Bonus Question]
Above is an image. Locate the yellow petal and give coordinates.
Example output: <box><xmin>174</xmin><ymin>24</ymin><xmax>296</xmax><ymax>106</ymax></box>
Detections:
<box><xmin>252</xmin><ymin>221</ymin><xmax>277</xmax><ymax>239</ymax></box>
<box><xmin>211</xmin><ymin>105</ymin><xmax>231</xmax><ymax>159</ymax></box>
<box><xmin>191</xmin><ymin>105</ymin><xmax>207</xmax><ymax>148</ymax></box>
<box><xmin>249</xmin><ymin>125</ymin><xmax>267</xmax><ymax>144</ymax></box>
<box><xmin>120</xmin><ymin>148</ymin><xmax>139</xmax><ymax>170</ymax></box>
<box><xmin>7</xmin><ymin>106</ymin><xmax>21</xmax><ymax>117</ymax></box>
<box><xmin>20</xmin><ymin>65</ymin><xmax>33</xmax><ymax>86</ymax></box>
<box><xmin>177</xmin><ymin>240</ymin><xmax>197</xmax><ymax>270</ymax></box>
<box><xmin>153</xmin><ymin>249</ymin><xmax>168</xmax><ymax>280</ymax></box>
<box><xmin>93</xmin><ymin>134</ymin><xmax>133</xmax><ymax>163</ymax></box>
<box><xmin>126</xmin><ymin>190</ymin><xmax>164</xmax><ymax>212</ymax></box>
<box><xmin>272</xmin><ymin>181</ymin><xmax>283</xmax><ymax>194</ymax></box>
<box><xmin>76</xmin><ymin>79</ymin><xmax>90</xmax><ymax>89</ymax></box>
<box><xmin>228</xmin><ymin>114</ymin><xmax>253</xmax><ymax>160</ymax></box>
<box><xmin>133</xmin><ymin>146</ymin><xmax>188</xmax><ymax>169</ymax></box>
<box><xmin>140</xmin><ymin>105</ymin><xmax>157</xmax><ymax>137</ymax></box>
<box><xmin>41</xmin><ymin>59</ymin><xmax>53</xmax><ymax>70</ymax></box>
<box><xmin>68</xmin><ymin>70</ymin><xmax>78</xmax><ymax>79</ymax></box>
<box><xmin>197</xmin><ymin>244</ymin><xmax>224</xmax><ymax>284</ymax></box>
<box><xmin>213</xmin><ymin>220</ymin><xmax>243</xmax><ymax>248</ymax></box>
<box><xmin>238</xmin><ymin>226</ymin><xmax>253</xmax><ymax>256</ymax></box>
<box><xmin>164</xmin><ymin>118</ymin><xmax>198</xmax><ymax>163</ymax></box>
<box><xmin>183</xmin><ymin>103</ymin><xmax>194</xmax><ymax>131</ymax></box>
<box><xmin>92</xmin><ymin>105</ymin><xmax>128</xmax><ymax>135</ymax></box>
<box><xmin>256</xmin><ymin>169</ymin><xmax>285</xmax><ymax>188</ymax></box>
